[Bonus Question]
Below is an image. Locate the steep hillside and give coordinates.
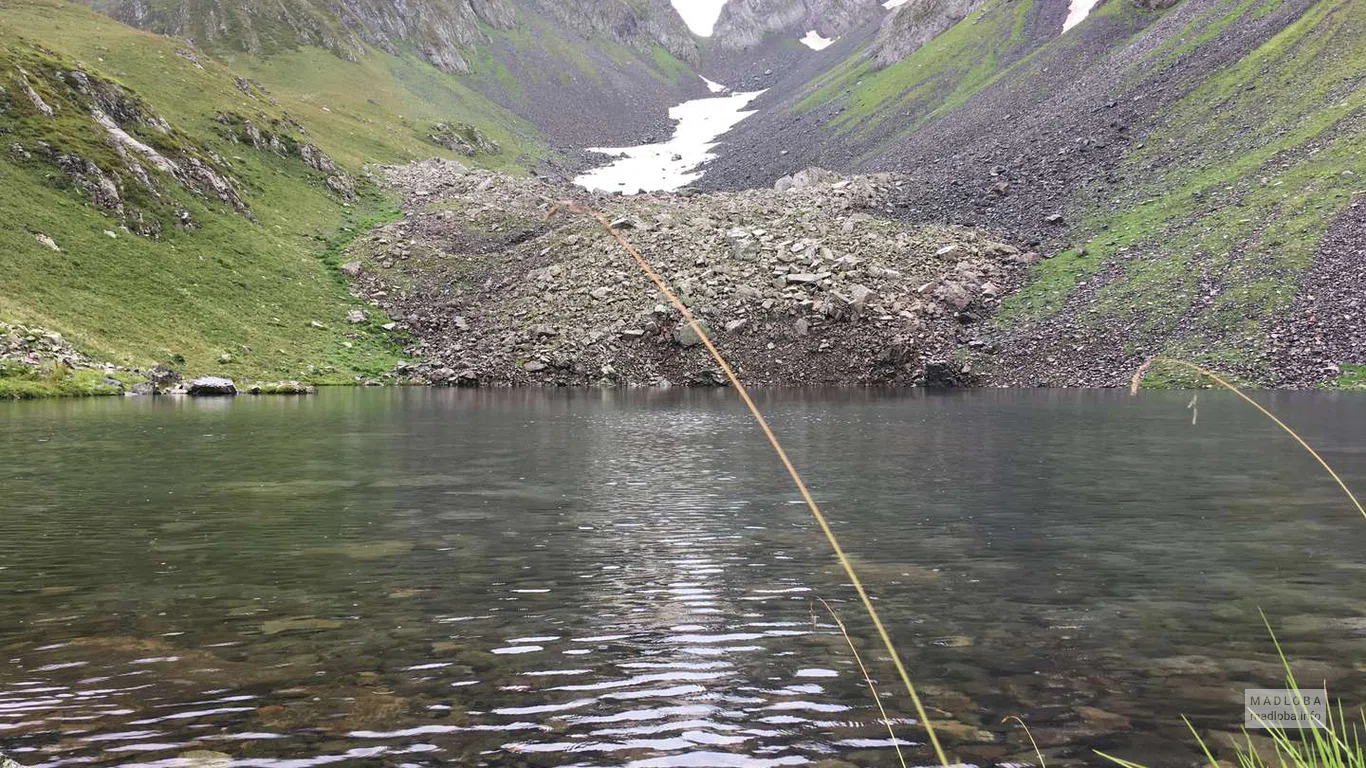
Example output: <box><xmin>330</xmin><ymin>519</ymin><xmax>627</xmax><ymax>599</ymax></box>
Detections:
<box><xmin>700</xmin><ymin>0</ymin><xmax>1366</xmax><ymax>387</ymax></box>
<box><xmin>74</xmin><ymin>0</ymin><xmax>703</xmax><ymax>146</ymax></box>
<box><xmin>699</xmin><ymin>0</ymin><xmax>886</xmax><ymax>85</ymax></box>
<box><xmin>454</xmin><ymin>4</ymin><xmax>701</xmax><ymax>147</ymax></box>
<box><xmin>0</xmin><ymin>0</ymin><xmax>545</xmax><ymax>390</ymax></box>
<box><xmin>709</xmin><ymin>0</ymin><xmax>885</xmax><ymax>51</ymax></box>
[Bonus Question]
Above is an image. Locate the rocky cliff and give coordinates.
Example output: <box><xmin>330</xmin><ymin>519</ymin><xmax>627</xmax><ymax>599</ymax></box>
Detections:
<box><xmin>74</xmin><ymin>0</ymin><xmax>702</xmax><ymax>148</ymax></box>
<box><xmin>709</xmin><ymin>0</ymin><xmax>886</xmax><ymax>50</ymax></box>
<box><xmin>871</xmin><ymin>0</ymin><xmax>989</xmax><ymax>67</ymax></box>
<box><xmin>78</xmin><ymin>0</ymin><xmax>696</xmax><ymax>75</ymax></box>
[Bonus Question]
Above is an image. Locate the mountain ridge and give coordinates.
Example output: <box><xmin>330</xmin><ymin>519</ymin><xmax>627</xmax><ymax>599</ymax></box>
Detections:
<box><xmin>1</xmin><ymin>0</ymin><xmax>1363</xmax><ymax>393</ymax></box>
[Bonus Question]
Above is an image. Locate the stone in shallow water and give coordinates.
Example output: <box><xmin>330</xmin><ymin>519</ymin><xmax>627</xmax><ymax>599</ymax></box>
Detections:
<box><xmin>1076</xmin><ymin>705</ymin><xmax>1131</xmax><ymax>729</ymax></box>
<box><xmin>179</xmin><ymin>752</ymin><xmax>232</xmax><ymax>768</ymax></box>
<box><xmin>261</xmin><ymin>617</ymin><xmax>344</xmax><ymax>636</ymax></box>
<box><xmin>933</xmin><ymin>720</ymin><xmax>998</xmax><ymax>743</ymax></box>
<box><xmin>1146</xmin><ymin>654</ymin><xmax>1220</xmax><ymax>677</ymax></box>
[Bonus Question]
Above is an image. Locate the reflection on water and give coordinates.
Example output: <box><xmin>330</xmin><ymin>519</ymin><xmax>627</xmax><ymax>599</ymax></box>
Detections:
<box><xmin>1</xmin><ymin>389</ymin><xmax>1364</xmax><ymax>767</ymax></box>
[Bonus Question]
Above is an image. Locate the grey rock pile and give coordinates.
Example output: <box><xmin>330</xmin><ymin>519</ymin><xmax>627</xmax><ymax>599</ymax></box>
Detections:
<box><xmin>1</xmin><ymin>322</ymin><xmax>101</xmax><ymax>371</ymax></box>
<box><xmin>348</xmin><ymin>161</ymin><xmax>1029</xmax><ymax>387</ymax></box>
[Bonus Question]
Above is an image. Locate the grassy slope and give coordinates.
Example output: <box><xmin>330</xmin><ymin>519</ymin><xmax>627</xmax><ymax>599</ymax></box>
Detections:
<box><xmin>996</xmin><ymin>0</ymin><xmax>1365</xmax><ymax>377</ymax></box>
<box><xmin>466</xmin><ymin>9</ymin><xmax>696</xmax><ymax>99</ymax></box>
<box><xmin>0</xmin><ymin>0</ymin><xmax>546</xmax><ymax>391</ymax></box>
<box><xmin>793</xmin><ymin>0</ymin><xmax>1046</xmax><ymax>140</ymax></box>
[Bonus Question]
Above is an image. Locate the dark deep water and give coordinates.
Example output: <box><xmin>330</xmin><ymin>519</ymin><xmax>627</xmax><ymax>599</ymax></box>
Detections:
<box><xmin>1</xmin><ymin>388</ymin><xmax>1364</xmax><ymax>768</ymax></box>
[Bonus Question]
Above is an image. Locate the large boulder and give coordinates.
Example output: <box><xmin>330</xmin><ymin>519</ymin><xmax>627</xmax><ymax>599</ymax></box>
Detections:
<box><xmin>920</xmin><ymin>360</ymin><xmax>976</xmax><ymax>387</ymax></box>
<box><xmin>672</xmin><ymin>319</ymin><xmax>712</xmax><ymax>347</ymax></box>
<box><xmin>186</xmin><ymin>376</ymin><xmax>237</xmax><ymax>396</ymax></box>
<box><xmin>773</xmin><ymin>167</ymin><xmax>841</xmax><ymax>192</ymax></box>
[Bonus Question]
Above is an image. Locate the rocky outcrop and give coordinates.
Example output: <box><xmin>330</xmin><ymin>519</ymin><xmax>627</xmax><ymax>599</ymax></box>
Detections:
<box><xmin>1</xmin><ymin>323</ymin><xmax>103</xmax><ymax>371</ymax></box>
<box><xmin>78</xmin><ymin>0</ymin><xmax>697</xmax><ymax>74</ymax></box>
<box><xmin>426</xmin><ymin>122</ymin><xmax>501</xmax><ymax>157</ymax></box>
<box><xmin>186</xmin><ymin>376</ymin><xmax>237</xmax><ymax>396</ymax></box>
<box><xmin>871</xmin><ymin>0</ymin><xmax>988</xmax><ymax>68</ymax></box>
<box><xmin>75</xmin><ymin>0</ymin><xmax>701</xmax><ymax>149</ymax></box>
<box><xmin>532</xmin><ymin>0</ymin><xmax>698</xmax><ymax>65</ymax></box>
<box><xmin>215</xmin><ymin>112</ymin><xmax>355</xmax><ymax>198</ymax></box>
<box><xmin>709</xmin><ymin>0</ymin><xmax>884</xmax><ymax>51</ymax></box>
<box><xmin>2</xmin><ymin>55</ymin><xmax>250</xmax><ymax>232</ymax></box>
<box><xmin>344</xmin><ymin>161</ymin><xmax>1028</xmax><ymax>387</ymax></box>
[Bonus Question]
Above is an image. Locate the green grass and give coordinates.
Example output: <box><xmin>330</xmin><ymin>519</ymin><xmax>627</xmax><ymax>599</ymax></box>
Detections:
<box><xmin>0</xmin><ymin>0</ymin><xmax>551</xmax><ymax>390</ymax></box>
<box><xmin>649</xmin><ymin>44</ymin><xmax>693</xmax><ymax>85</ymax></box>
<box><xmin>793</xmin><ymin>0</ymin><xmax>1045</xmax><ymax>137</ymax></box>
<box><xmin>1332</xmin><ymin>365</ymin><xmax>1366</xmax><ymax>390</ymax></box>
<box><xmin>1139</xmin><ymin>0</ymin><xmax>1286</xmax><ymax>70</ymax></box>
<box><xmin>0</xmin><ymin>361</ymin><xmax>143</xmax><ymax>399</ymax></box>
<box><xmin>6</xmin><ymin>0</ymin><xmax>543</xmax><ymax>169</ymax></box>
<box><xmin>469</xmin><ymin>12</ymin><xmax>696</xmax><ymax>95</ymax></box>
<box><xmin>1100</xmin><ymin>617</ymin><xmax>1365</xmax><ymax>768</ymax></box>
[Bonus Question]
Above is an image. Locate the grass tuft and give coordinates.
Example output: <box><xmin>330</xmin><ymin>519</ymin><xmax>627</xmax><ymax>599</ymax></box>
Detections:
<box><xmin>1099</xmin><ymin>616</ymin><xmax>1365</xmax><ymax>768</ymax></box>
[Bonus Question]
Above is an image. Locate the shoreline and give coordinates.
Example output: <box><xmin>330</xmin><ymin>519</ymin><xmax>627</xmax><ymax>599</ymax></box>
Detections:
<box><xmin>5</xmin><ymin>377</ymin><xmax>1363</xmax><ymax>401</ymax></box>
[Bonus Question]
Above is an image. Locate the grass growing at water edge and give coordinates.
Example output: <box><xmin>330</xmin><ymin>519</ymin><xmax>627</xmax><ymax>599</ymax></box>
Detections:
<box><xmin>1333</xmin><ymin>365</ymin><xmax>1366</xmax><ymax>390</ymax></box>
<box><xmin>0</xmin><ymin>361</ymin><xmax>143</xmax><ymax>399</ymax></box>
<box><xmin>1099</xmin><ymin>616</ymin><xmax>1365</xmax><ymax>768</ymax></box>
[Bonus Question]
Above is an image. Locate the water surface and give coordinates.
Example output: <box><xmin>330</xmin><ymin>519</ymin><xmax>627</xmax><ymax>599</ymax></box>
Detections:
<box><xmin>2</xmin><ymin>389</ymin><xmax>1365</xmax><ymax>767</ymax></box>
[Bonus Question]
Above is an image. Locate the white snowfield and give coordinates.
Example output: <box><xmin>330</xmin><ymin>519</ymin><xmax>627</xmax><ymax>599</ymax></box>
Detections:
<box><xmin>799</xmin><ymin>29</ymin><xmax>835</xmax><ymax>50</ymax></box>
<box><xmin>574</xmin><ymin>87</ymin><xmax>765</xmax><ymax>195</ymax></box>
<box><xmin>1063</xmin><ymin>0</ymin><xmax>1100</xmax><ymax>30</ymax></box>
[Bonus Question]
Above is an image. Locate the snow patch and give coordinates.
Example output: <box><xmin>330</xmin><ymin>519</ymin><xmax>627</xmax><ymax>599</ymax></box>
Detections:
<box><xmin>574</xmin><ymin>89</ymin><xmax>765</xmax><ymax>195</ymax></box>
<box><xmin>701</xmin><ymin>76</ymin><xmax>728</xmax><ymax>94</ymax></box>
<box><xmin>1063</xmin><ymin>0</ymin><xmax>1100</xmax><ymax>31</ymax></box>
<box><xmin>883</xmin><ymin>0</ymin><xmax>910</xmax><ymax>8</ymax></box>
<box><xmin>671</xmin><ymin>0</ymin><xmax>728</xmax><ymax>36</ymax></box>
<box><xmin>799</xmin><ymin>29</ymin><xmax>835</xmax><ymax>51</ymax></box>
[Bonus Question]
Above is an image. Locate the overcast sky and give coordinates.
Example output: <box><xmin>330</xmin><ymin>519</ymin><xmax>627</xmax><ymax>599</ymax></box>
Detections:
<box><xmin>670</xmin><ymin>0</ymin><xmax>727</xmax><ymax>36</ymax></box>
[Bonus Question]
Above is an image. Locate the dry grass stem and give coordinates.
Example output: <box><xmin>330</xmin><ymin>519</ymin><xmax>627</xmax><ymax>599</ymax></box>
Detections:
<box><xmin>1132</xmin><ymin>357</ymin><xmax>1364</xmax><ymax>521</ymax></box>
<box><xmin>816</xmin><ymin>597</ymin><xmax>909</xmax><ymax>768</ymax></box>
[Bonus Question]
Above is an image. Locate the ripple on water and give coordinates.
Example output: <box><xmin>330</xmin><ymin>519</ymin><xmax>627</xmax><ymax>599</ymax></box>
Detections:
<box><xmin>4</xmin><ymin>389</ymin><xmax>1364</xmax><ymax>768</ymax></box>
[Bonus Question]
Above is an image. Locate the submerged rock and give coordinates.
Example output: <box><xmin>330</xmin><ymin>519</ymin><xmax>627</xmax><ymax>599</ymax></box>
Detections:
<box><xmin>260</xmin><ymin>617</ymin><xmax>344</xmax><ymax>636</ymax></box>
<box><xmin>179</xmin><ymin>752</ymin><xmax>232</xmax><ymax>768</ymax></box>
